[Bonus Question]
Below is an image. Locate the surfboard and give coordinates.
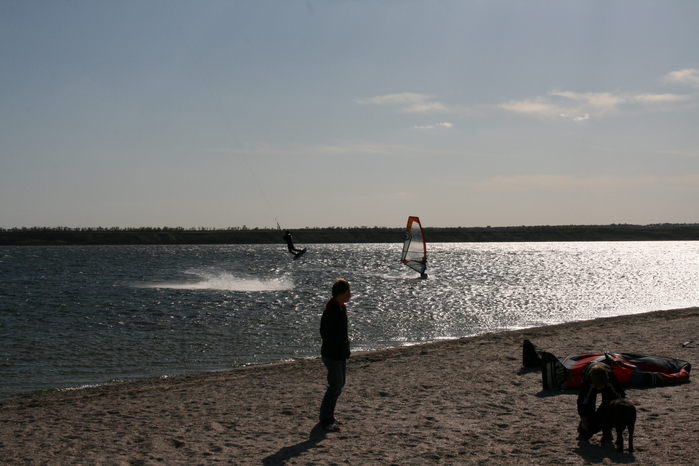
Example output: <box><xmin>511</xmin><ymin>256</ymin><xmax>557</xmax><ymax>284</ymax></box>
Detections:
<box><xmin>293</xmin><ymin>248</ymin><xmax>307</xmax><ymax>260</ymax></box>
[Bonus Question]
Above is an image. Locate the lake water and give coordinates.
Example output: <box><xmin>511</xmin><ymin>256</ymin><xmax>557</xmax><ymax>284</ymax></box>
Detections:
<box><xmin>2</xmin><ymin>242</ymin><xmax>699</xmax><ymax>399</ymax></box>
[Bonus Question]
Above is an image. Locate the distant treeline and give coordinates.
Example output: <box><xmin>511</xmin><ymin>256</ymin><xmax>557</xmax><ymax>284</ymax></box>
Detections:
<box><xmin>1</xmin><ymin>224</ymin><xmax>699</xmax><ymax>246</ymax></box>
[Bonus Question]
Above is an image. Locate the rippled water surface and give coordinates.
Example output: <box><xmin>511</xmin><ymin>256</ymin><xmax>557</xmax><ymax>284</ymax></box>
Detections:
<box><xmin>2</xmin><ymin>242</ymin><xmax>698</xmax><ymax>398</ymax></box>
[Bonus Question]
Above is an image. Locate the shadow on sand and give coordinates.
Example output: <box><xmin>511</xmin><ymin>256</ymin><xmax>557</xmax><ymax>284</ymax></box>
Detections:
<box><xmin>574</xmin><ymin>437</ymin><xmax>636</xmax><ymax>464</ymax></box>
<box><xmin>261</xmin><ymin>423</ymin><xmax>329</xmax><ymax>465</ymax></box>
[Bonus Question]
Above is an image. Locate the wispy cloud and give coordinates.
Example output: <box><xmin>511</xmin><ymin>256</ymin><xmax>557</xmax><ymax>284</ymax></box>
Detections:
<box><xmin>464</xmin><ymin>174</ymin><xmax>699</xmax><ymax>192</ymax></box>
<box><xmin>412</xmin><ymin>122</ymin><xmax>453</xmax><ymax>129</ymax></box>
<box><xmin>355</xmin><ymin>93</ymin><xmax>449</xmax><ymax>113</ymax></box>
<box><xmin>498</xmin><ymin>70</ymin><xmax>695</xmax><ymax>121</ymax></box>
<box><xmin>213</xmin><ymin>141</ymin><xmax>463</xmax><ymax>157</ymax></box>
<box><xmin>499</xmin><ymin>90</ymin><xmax>691</xmax><ymax>120</ymax></box>
<box><xmin>663</xmin><ymin>68</ymin><xmax>699</xmax><ymax>89</ymax></box>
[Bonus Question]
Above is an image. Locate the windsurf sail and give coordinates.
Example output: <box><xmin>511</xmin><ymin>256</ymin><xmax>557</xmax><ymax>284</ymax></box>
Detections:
<box><xmin>401</xmin><ymin>216</ymin><xmax>427</xmax><ymax>277</ymax></box>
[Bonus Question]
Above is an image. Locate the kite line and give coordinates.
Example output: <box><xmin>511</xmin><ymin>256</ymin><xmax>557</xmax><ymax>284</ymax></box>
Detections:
<box><xmin>166</xmin><ymin>5</ymin><xmax>284</xmax><ymax>231</ymax></box>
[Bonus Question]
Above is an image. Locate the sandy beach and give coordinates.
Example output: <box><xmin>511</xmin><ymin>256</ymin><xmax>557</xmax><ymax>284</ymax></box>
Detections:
<box><xmin>1</xmin><ymin>307</ymin><xmax>697</xmax><ymax>465</ymax></box>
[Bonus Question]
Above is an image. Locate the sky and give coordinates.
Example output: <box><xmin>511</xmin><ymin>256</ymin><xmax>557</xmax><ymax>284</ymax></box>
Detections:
<box><xmin>2</xmin><ymin>1</ymin><xmax>699</xmax><ymax>229</ymax></box>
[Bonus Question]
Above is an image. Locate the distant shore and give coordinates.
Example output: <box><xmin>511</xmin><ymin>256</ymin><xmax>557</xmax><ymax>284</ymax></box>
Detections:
<box><xmin>1</xmin><ymin>307</ymin><xmax>697</xmax><ymax>465</ymax></box>
<box><xmin>2</xmin><ymin>223</ymin><xmax>699</xmax><ymax>245</ymax></box>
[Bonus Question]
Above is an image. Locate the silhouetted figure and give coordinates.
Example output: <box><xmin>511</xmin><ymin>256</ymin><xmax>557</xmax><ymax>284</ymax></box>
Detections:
<box><xmin>319</xmin><ymin>278</ymin><xmax>352</xmax><ymax>432</ymax></box>
<box><xmin>283</xmin><ymin>230</ymin><xmax>304</xmax><ymax>255</ymax></box>
<box><xmin>578</xmin><ymin>364</ymin><xmax>626</xmax><ymax>444</ymax></box>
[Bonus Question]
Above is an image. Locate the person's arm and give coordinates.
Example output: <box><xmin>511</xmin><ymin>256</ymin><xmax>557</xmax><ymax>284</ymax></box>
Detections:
<box><xmin>320</xmin><ymin>302</ymin><xmax>342</xmax><ymax>354</ymax></box>
<box><xmin>577</xmin><ymin>383</ymin><xmax>597</xmax><ymax>419</ymax></box>
<box><xmin>320</xmin><ymin>308</ymin><xmax>334</xmax><ymax>341</ymax></box>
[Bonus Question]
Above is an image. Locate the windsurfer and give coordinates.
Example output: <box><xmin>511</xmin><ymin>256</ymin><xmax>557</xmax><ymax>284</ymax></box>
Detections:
<box><xmin>283</xmin><ymin>230</ymin><xmax>304</xmax><ymax>255</ymax></box>
<box><xmin>401</xmin><ymin>216</ymin><xmax>428</xmax><ymax>278</ymax></box>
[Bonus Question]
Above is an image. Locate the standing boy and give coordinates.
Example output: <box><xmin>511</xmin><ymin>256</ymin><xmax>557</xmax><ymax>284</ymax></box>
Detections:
<box><xmin>319</xmin><ymin>278</ymin><xmax>351</xmax><ymax>432</ymax></box>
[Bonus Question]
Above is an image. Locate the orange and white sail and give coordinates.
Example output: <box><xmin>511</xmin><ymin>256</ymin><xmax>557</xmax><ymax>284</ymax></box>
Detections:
<box><xmin>401</xmin><ymin>216</ymin><xmax>427</xmax><ymax>276</ymax></box>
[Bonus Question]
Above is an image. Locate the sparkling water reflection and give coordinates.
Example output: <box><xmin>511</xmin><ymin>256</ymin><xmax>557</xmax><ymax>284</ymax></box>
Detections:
<box><xmin>1</xmin><ymin>242</ymin><xmax>698</xmax><ymax>398</ymax></box>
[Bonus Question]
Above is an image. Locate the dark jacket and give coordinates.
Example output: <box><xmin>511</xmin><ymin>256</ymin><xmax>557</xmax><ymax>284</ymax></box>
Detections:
<box><xmin>320</xmin><ymin>297</ymin><xmax>350</xmax><ymax>360</ymax></box>
<box><xmin>577</xmin><ymin>363</ymin><xmax>625</xmax><ymax>418</ymax></box>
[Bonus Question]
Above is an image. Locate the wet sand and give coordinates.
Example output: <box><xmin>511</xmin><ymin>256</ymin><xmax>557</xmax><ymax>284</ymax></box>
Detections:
<box><xmin>1</xmin><ymin>307</ymin><xmax>697</xmax><ymax>465</ymax></box>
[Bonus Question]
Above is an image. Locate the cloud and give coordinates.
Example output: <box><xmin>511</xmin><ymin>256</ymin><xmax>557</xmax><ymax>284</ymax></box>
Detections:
<box><xmin>215</xmin><ymin>142</ymin><xmax>420</xmax><ymax>157</ymax></box>
<box><xmin>499</xmin><ymin>97</ymin><xmax>560</xmax><ymax>116</ymax></box>
<box><xmin>213</xmin><ymin>140</ymin><xmax>465</xmax><ymax>158</ymax></box>
<box><xmin>550</xmin><ymin>91</ymin><xmax>626</xmax><ymax>112</ymax></box>
<box><xmin>663</xmin><ymin>68</ymin><xmax>699</xmax><ymax>89</ymax></box>
<box><xmin>412</xmin><ymin>122</ymin><xmax>453</xmax><ymax>129</ymax></box>
<box><xmin>356</xmin><ymin>93</ymin><xmax>449</xmax><ymax>113</ymax></box>
<box><xmin>464</xmin><ymin>174</ymin><xmax>699</xmax><ymax>192</ymax></box>
<box><xmin>499</xmin><ymin>88</ymin><xmax>692</xmax><ymax>120</ymax></box>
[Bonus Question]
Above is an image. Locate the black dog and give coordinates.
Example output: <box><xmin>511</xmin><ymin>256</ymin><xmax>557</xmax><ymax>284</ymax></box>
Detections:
<box><xmin>609</xmin><ymin>398</ymin><xmax>636</xmax><ymax>453</ymax></box>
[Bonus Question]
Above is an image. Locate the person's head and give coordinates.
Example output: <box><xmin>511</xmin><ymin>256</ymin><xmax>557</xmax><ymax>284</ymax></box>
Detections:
<box><xmin>589</xmin><ymin>365</ymin><xmax>609</xmax><ymax>390</ymax></box>
<box><xmin>332</xmin><ymin>278</ymin><xmax>351</xmax><ymax>304</ymax></box>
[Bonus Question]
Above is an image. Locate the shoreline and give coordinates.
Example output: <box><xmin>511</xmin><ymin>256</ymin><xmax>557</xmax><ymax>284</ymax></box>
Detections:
<box><xmin>1</xmin><ymin>307</ymin><xmax>698</xmax><ymax>465</ymax></box>
<box><xmin>0</xmin><ymin>309</ymin><xmax>682</xmax><ymax>402</ymax></box>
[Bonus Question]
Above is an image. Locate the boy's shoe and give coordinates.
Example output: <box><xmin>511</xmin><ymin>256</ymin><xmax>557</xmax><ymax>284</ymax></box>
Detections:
<box><xmin>323</xmin><ymin>424</ymin><xmax>341</xmax><ymax>432</ymax></box>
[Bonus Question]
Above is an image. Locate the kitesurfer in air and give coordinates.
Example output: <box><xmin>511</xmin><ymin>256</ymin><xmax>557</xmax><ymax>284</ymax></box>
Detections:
<box><xmin>319</xmin><ymin>278</ymin><xmax>352</xmax><ymax>432</ymax></box>
<box><xmin>283</xmin><ymin>230</ymin><xmax>304</xmax><ymax>255</ymax></box>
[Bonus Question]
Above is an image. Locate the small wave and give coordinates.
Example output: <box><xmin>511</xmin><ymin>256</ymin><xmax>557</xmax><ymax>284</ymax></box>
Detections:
<box><xmin>137</xmin><ymin>272</ymin><xmax>294</xmax><ymax>292</ymax></box>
